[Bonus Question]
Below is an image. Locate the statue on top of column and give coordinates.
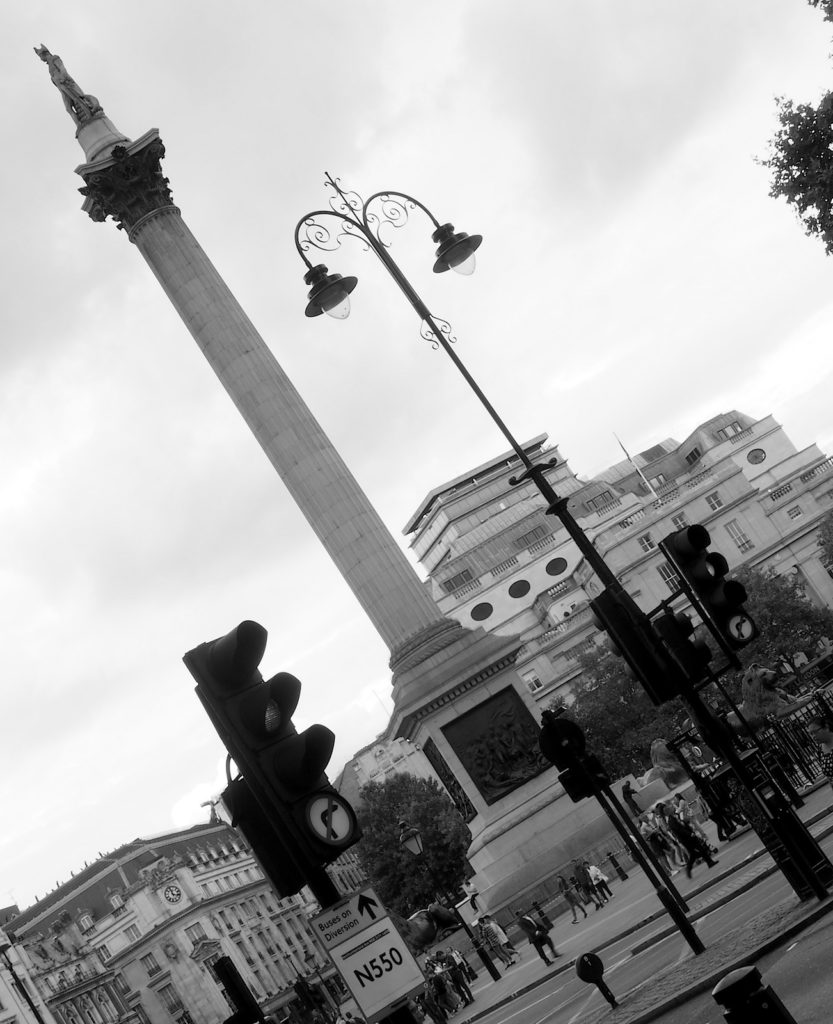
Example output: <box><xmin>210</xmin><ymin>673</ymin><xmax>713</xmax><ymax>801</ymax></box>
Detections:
<box><xmin>34</xmin><ymin>45</ymin><xmax>104</xmax><ymax>126</ymax></box>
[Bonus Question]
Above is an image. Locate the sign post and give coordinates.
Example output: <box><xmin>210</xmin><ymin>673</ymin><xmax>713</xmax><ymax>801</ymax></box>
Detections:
<box><xmin>311</xmin><ymin>888</ymin><xmax>425</xmax><ymax>1023</ymax></box>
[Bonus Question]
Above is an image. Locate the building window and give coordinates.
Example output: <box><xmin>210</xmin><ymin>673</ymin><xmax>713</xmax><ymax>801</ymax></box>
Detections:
<box><xmin>79</xmin><ymin>914</ymin><xmax>94</xmax><ymax>932</ymax></box>
<box><xmin>513</xmin><ymin>524</ymin><xmax>550</xmax><ymax>549</ymax></box>
<box><xmin>685</xmin><ymin>447</ymin><xmax>702</xmax><ymax>466</ymax></box>
<box><xmin>725</xmin><ymin>520</ymin><xmax>755</xmax><ymax>553</ymax></box>
<box><xmin>706</xmin><ymin>491</ymin><xmax>723</xmax><ymax>511</ymax></box>
<box><xmin>521</xmin><ymin>671</ymin><xmax>543</xmax><ymax>693</ymax></box>
<box><xmin>109</xmin><ymin>893</ymin><xmax>124</xmax><ymax>909</ymax></box>
<box><xmin>141</xmin><ymin>953</ymin><xmax>162</xmax><ymax>977</ymax></box>
<box><xmin>586</xmin><ymin>490</ymin><xmax>614</xmax><ymax>512</ymax></box>
<box><xmin>787</xmin><ymin>505</ymin><xmax>803</xmax><ymax>520</ymax></box>
<box><xmin>716</xmin><ymin>421</ymin><xmax>742</xmax><ymax>440</ymax></box>
<box><xmin>125</xmin><ymin>925</ymin><xmax>141</xmax><ymax>942</ymax></box>
<box><xmin>638</xmin><ymin>533</ymin><xmax>656</xmax><ymax>553</ymax></box>
<box><xmin>671</xmin><ymin>513</ymin><xmax>688</xmax><ymax>530</ymax></box>
<box><xmin>651</xmin><ymin>473</ymin><xmax>667</xmax><ymax>487</ymax></box>
<box><xmin>158</xmin><ymin>985</ymin><xmax>183</xmax><ymax>1014</ymax></box>
<box><xmin>96</xmin><ymin>946</ymin><xmax>112</xmax><ymax>964</ymax></box>
<box><xmin>470</xmin><ymin>602</ymin><xmax>493</xmax><ymax>622</ymax></box>
<box><xmin>441</xmin><ymin>568</ymin><xmax>474</xmax><ymax>594</ymax></box>
<box><xmin>657</xmin><ymin>564</ymin><xmax>680</xmax><ymax>593</ymax></box>
<box><xmin>185</xmin><ymin>924</ymin><xmax>207</xmax><ymax>944</ymax></box>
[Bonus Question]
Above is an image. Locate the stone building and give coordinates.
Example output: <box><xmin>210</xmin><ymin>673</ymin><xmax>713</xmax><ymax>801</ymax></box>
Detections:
<box><xmin>7</xmin><ymin>824</ymin><xmax>364</xmax><ymax>1024</ymax></box>
<box><xmin>404</xmin><ymin>410</ymin><xmax>833</xmax><ymax>708</ymax></box>
<box><xmin>0</xmin><ymin>924</ymin><xmax>59</xmax><ymax>1024</ymax></box>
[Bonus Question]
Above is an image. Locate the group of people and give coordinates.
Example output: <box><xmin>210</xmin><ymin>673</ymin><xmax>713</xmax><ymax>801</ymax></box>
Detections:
<box><xmin>556</xmin><ymin>861</ymin><xmax>613</xmax><ymax>922</ymax></box>
<box><xmin>416</xmin><ymin>947</ymin><xmax>477</xmax><ymax>1022</ymax></box>
<box><xmin>472</xmin><ymin>914</ymin><xmax>518</xmax><ymax>967</ymax></box>
<box><xmin>638</xmin><ymin>796</ymin><xmax>719</xmax><ymax>878</ymax></box>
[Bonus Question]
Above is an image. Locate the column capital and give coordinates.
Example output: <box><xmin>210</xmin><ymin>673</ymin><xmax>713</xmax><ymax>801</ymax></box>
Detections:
<box><xmin>77</xmin><ymin>130</ymin><xmax>176</xmax><ymax>232</ymax></box>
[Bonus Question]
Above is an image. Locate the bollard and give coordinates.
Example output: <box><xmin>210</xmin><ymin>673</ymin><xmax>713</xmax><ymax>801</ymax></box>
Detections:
<box><xmin>607</xmin><ymin>851</ymin><xmax>629</xmax><ymax>881</ymax></box>
<box><xmin>532</xmin><ymin>899</ymin><xmax>553</xmax><ymax>931</ymax></box>
<box><xmin>712</xmin><ymin>965</ymin><xmax>798</xmax><ymax>1023</ymax></box>
<box><xmin>575</xmin><ymin>952</ymin><xmax>618</xmax><ymax>1008</ymax></box>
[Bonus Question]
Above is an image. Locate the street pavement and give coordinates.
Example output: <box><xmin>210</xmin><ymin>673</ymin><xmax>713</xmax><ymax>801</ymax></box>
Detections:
<box><xmin>450</xmin><ymin>782</ymin><xmax>833</xmax><ymax>1024</ymax></box>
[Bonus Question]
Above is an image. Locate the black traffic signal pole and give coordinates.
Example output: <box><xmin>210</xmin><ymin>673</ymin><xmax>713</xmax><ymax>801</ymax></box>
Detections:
<box><xmin>588</xmin><ymin>775</ymin><xmax>704</xmax><ymax>954</ymax></box>
<box><xmin>678</xmin><ymin>686</ymin><xmax>831</xmax><ymax>901</ymax></box>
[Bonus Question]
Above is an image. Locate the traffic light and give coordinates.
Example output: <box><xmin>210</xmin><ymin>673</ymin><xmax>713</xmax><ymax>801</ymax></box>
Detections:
<box><xmin>590</xmin><ymin>587</ymin><xmax>686</xmax><ymax>704</ymax></box>
<box><xmin>221</xmin><ymin>777</ymin><xmax>307</xmax><ymax>898</ymax></box>
<box><xmin>213</xmin><ymin>956</ymin><xmax>264</xmax><ymax>1024</ymax></box>
<box><xmin>183</xmin><ymin>620</ymin><xmax>360</xmax><ymax>883</ymax></box>
<box><xmin>538</xmin><ymin>710</ymin><xmax>610</xmax><ymax>802</ymax></box>
<box><xmin>653</xmin><ymin>610</ymin><xmax>712</xmax><ymax>686</ymax></box>
<box><xmin>660</xmin><ymin>524</ymin><xmax>758</xmax><ymax>656</ymax></box>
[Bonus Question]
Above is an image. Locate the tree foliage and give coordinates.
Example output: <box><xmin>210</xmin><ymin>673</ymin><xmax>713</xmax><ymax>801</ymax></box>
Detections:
<box><xmin>729</xmin><ymin>565</ymin><xmax>833</xmax><ymax>678</ymax></box>
<box><xmin>543</xmin><ymin>563</ymin><xmax>833</xmax><ymax>776</ymax></box>
<box><xmin>547</xmin><ymin>644</ymin><xmax>689</xmax><ymax>780</ymax></box>
<box><xmin>353</xmin><ymin>774</ymin><xmax>471</xmax><ymax>917</ymax></box>
<box><xmin>762</xmin><ymin>92</ymin><xmax>833</xmax><ymax>255</ymax></box>
<box><xmin>808</xmin><ymin>0</ymin><xmax>833</xmax><ymax>23</ymax></box>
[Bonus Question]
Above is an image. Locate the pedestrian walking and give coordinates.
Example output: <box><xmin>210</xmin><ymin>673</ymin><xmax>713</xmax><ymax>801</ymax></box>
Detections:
<box><xmin>474</xmin><ymin>918</ymin><xmax>514</xmax><ymax>966</ymax></box>
<box><xmin>480</xmin><ymin>915</ymin><xmax>517</xmax><ymax>959</ymax></box>
<box><xmin>652</xmin><ymin>806</ymin><xmax>687</xmax><ymax>867</ymax></box>
<box><xmin>587</xmin><ymin>863</ymin><xmax>614</xmax><ymax>901</ymax></box>
<box><xmin>573</xmin><ymin>860</ymin><xmax>603</xmax><ymax>909</ymax></box>
<box><xmin>441</xmin><ymin>952</ymin><xmax>474</xmax><ymax>1006</ymax></box>
<box><xmin>516</xmin><ymin>911</ymin><xmax>560</xmax><ymax>965</ymax></box>
<box><xmin>621</xmin><ymin>780</ymin><xmax>641</xmax><ymax>818</ymax></box>
<box><xmin>447</xmin><ymin>946</ymin><xmax>477</xmax><ymax>982</ymax></box>
<box><xmin>420</xmin><ymin>986</ymin><xmax>447</xmax><ymax>1024</ymax></box>
<box><xmin>557</xmin><ymin>874</ymin><xmax>587</xmax><ymax>923</ymax></box>
<box><xmin>639</xmin><ymin>814</ymin><xmax>679</xmax><ymax>874</ymax></box>
<box><xmin>671</xmin><ymin>793</ymin><xmax>715</xmax><ymax>851</ymax></box>
<box><xmin>807</xmin><ymin>715</ymin><xmax>833</xmax><ymax>787</ymax></box>
<box><xmin>665</xmin><ymin>811</ymin><xmax>719</xmax><ymax>878</ymax></box>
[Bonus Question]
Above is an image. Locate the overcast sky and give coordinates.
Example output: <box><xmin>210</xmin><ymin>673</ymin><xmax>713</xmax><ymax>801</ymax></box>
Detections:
<box><xmin>3</xmin><ymin>0</ymin><xmax>833</xmax><ymax>910</ymax></box>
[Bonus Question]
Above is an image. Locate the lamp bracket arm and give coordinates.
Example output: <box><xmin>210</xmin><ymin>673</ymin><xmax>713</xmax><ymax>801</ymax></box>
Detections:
<box><xmin>293</xmin><ymin>209</ymin><xmax>375</xmax><ymax>269</ymax></box>
<box><xmin>361</xmin><ymin>190</ymin><xmax>442</xmax><ymax>245</ymax></box>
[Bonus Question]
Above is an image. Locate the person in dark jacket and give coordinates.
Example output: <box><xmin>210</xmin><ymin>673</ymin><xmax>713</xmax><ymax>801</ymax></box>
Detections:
<box><xmin>442</xmin><ymin>952</ymin><xmax>473</xmax><ymax>1006</ymax></box>
<box><xmin>516</xmin><ymin>911</ymin><xmax>560</xmax><ymax>965</ymax></box>
<box><xmin>664</xmin><ymin>805</ymin><xmax>719</xmax><ymax>877</ymax></box>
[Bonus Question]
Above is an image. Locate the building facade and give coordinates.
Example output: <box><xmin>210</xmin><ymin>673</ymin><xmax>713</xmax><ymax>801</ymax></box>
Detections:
<box><xmin>0</xmin><ymin>925</ymin><xmax>59</xmax><ymax>1024</ymax></box>
<box><xmin>7</xmin><ymin>825</ymin><xmax>364</xmax><ymax>1024</ymax></box>
<box><xmin>404</xmin><ymin>411</ymin><xmax>833</xmax><ymax>708</ymax></box>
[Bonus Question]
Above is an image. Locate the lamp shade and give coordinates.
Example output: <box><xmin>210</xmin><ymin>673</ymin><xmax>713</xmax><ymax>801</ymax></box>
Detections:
<box><xmin>303</xmin><ymin>264</ymin><xmax>358</xmax><ymax>318</ymax></box>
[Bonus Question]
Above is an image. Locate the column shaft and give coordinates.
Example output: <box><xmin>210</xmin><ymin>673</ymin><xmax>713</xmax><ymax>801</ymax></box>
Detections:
<box><xmin>129</xmin><ymin>207</ymin><xmax>445</xmax><ymax>656</ymax></box>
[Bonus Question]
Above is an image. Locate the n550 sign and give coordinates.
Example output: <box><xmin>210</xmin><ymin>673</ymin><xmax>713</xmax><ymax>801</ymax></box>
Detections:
<box><xmin>353</xmin><ymin>946</ymin><xmax>405</xmax><ymax>988</ymax></box>
<box><xmin>329</xmin><ymin>922</ymin><xmax>423</xmax><ymax>1021</ymax></box>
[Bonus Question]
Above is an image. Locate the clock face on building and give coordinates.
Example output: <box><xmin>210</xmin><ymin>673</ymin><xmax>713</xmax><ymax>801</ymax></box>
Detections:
<box><xmin>747</xmin><ymin>448</ymin><xmax>766</xmax><ymax>465</ymax></box>
<box><xmin>163</xmin><ymin>884</ymin><xmax>182</xmax><ymax>904</ymax></box>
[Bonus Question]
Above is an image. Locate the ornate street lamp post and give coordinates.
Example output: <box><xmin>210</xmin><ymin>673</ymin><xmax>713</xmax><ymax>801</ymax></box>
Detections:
<box><xmin>397</xmin><ymin>822</ymin><xmax>500</xmax><ymax>982</ymax></box>
<box><xmin>293</xmin><ymin>174</ymin><xmax>620</xmax><ymax>592</ymax></box>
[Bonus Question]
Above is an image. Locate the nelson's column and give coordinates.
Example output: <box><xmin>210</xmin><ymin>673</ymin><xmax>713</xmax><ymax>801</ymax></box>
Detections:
<box><xmin>36</xmin><ymin>47</ymin><xmax>611</xmax><ymax>906</ymax></box>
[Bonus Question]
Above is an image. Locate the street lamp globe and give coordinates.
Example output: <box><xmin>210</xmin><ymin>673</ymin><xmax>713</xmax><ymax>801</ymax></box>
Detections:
<box><xmin>398</xmin><ymin>820</ymin><xmax>424</xmax><ymax>858</ymax></box>
<box><xmin>303</xmin><ymin>263</ymin><xmax>358</xmax><ymax>319</ymax></box>
<box><xmin>431</xmin><ymin>223</ymin><xmax>482</xmax><ymax>275</ymax></box>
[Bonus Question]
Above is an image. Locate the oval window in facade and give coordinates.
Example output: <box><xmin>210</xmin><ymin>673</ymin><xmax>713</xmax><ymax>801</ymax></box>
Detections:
<box><xmin>508</xmin><ymin>579</ymin><xmax>531</xmax><ymax>598</ymax></box>
<box><xmin>747</xmin><ymin>448</ymin><xmax>767</xmax><ymax>465</ymax></box>
<box><xmin>545</xmin><ymin>557</ymin><xmax>568</xmax><ymax>576</ymax></box>
<box><xmin>471</xmin><ymin>602</ymin><xmax>494</xmax><ymax>622</ymax></box>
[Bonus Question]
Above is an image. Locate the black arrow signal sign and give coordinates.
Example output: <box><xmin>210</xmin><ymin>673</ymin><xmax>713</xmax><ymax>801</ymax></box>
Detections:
<box><xmin>357</xmin><ymin>893</ymin><xmax>379</xmax><ymax>919</ymax></box>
